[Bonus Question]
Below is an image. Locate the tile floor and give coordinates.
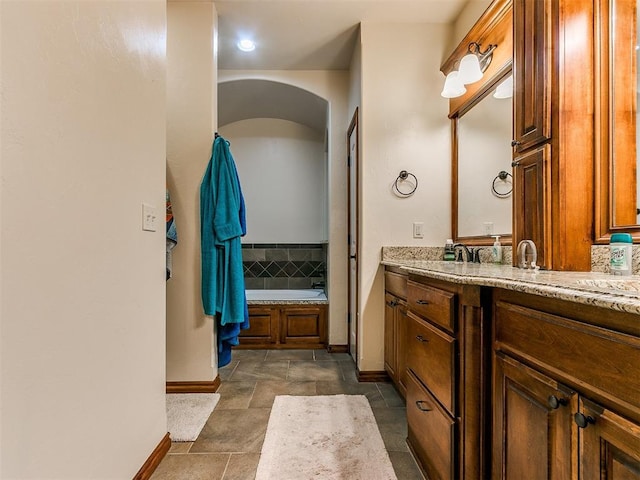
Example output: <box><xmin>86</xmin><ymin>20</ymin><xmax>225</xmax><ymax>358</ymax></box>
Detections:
<box><xmin>151</xmin><ymin>349</ymin><xmax>425</xmax><ymax>480</ymax></box>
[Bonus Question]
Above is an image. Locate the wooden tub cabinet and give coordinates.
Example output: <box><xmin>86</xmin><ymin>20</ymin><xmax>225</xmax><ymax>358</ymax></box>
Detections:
<box><xmin>238</xmin><ymin>304</ymin><xmax>327</xmax><ymax>349</ymax></box>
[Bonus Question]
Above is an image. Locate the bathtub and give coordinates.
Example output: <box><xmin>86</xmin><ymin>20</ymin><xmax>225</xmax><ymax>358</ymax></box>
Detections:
<box><xmin>245</xmin><ymin>289</ymin><xmax>328</xmax><ymax>302</ymax></box>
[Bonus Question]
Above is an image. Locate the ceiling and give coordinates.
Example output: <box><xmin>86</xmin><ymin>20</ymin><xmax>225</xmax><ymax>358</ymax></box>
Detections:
<box><xmin>214</xmin><ymin>0</ymin><xmax>477</xmax><ymax>130</ymax></box>
<box><xmin>215</xmin><ymin>0</ymin><xmax>474</xmax><ymax>71</ymax></box>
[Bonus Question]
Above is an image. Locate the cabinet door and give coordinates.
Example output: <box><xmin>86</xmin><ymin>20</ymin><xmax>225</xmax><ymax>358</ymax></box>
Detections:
<box><xmin>396</xmin><ymin>300</ymin><xmax>408</xmax><ymax>397</ymax></box>
<box><xmin>513</xmin><ymin>0</ymin><xmax>551</xmax><ymax>151</ymax></box>
<box><xmin>384</xmin><ymin>293</ymin><xmax>398</xmax><ymax>379</ymax></box>
<box><xmin>513</xmin><ymin>145</ymin><xmax>550</xmax><ymax>269</ymax></box>
<box><xmin>241</xmin><ymin>306</ymin><xmax>279</xmax><ymax>345</ymax></box>
<box><xmin>279</xmin><ymin>306</ymin><xmax>326</xmax><ymax>346</ymax></box>
<box><xmin>493</xmin><ymin>353</ymin><xmax>575</xmax><ymax>480</ymax></box>
<box><xmin>579</xmin><ymin>397</ymin><xmax>640</xmax><ymax>480</ymax></box>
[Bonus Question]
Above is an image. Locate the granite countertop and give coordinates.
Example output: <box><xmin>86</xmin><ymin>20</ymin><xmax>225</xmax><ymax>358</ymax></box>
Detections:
<box><xmin>382</xmin><ymin>259</ymin><xmax>640</xmax><ymax>315</ymax></box>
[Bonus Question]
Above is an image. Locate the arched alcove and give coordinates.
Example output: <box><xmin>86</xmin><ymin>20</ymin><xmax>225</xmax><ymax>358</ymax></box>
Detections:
<box><xmin>218</xmin><ymin>79</ymin><xmax>329</xmax><ymax>132</ymax></box>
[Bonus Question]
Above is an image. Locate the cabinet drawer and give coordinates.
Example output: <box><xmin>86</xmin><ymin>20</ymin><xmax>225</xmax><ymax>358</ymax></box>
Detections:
<box><xmin>407</xmin><ymin>280</ymin><xmax>455</xmax><ymax>333</ymax></box>
<box><xmin>495</xmin><ymin>301</ymin><xmax>640</xmax><ymax>412</ymax></box>
<box><xmin>385</xmin><ymin>271</ymin><xmax>407</xmax><ymax>299</ymax></box>
<box><xmin>406</xmin><ymin>311</ymin><xmax>456</xmax><ymax>414</ymax></box>
<box><xmin>406</xmin><ymin>370</ymin><xmax>457</xmax><ymax>480</ymax></box>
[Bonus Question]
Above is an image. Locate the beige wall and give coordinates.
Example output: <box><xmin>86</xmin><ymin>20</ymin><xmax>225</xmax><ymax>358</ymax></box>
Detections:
<box><xmin>0</xmin><ymin>1</ymin><xmax>167</xmax><ymax>478</ymax></box>
<box><xmin>358</xmin><ymin>22</ymin><xmax>451</xmax><ymax>371</ymax></box>
<box><xmin>219</xmin><ymin>70</ymin><xmax>350</xmax><ymax>346</ymax></box>
<box><xmin>166</xmin><ymin>1</ymin><xmax>219</xmax><ymax>382</ymax></box>
<box><xmin>220</xmin><ymin>119</ymin><xmax>327</xmax><ymax>243</ymax></box>
<box><xmin>446</xmin><ymin>0</ymin><xmax>493</xmax><ymax>58</ymax></box>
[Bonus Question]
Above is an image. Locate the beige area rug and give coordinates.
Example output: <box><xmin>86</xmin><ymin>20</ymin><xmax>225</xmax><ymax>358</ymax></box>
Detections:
<box><xmin>256</xmin><ymin>395</ymin><xmax>398</xmax><ymax>480</ymax></box>
<box><xmin>166</xmin><ymin>393</ymin><xmax>220</xmax><ymax>442</ymax></box>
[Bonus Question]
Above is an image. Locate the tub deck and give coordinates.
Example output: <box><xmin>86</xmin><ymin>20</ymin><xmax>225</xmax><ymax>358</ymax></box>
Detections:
<box><xmin>245</xmin><ymin>289</ymin><xmax>328</xmax><ymax>305</ymax></box>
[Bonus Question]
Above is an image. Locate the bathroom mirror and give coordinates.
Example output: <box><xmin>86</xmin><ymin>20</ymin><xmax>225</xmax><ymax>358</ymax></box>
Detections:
<box><xmin>453</xmin><ymin>70</ymin><xmax>513</xmax><ymax>245</ymax></box>
<box><xmin>596</xmin><ymin>0</ymin><xmax>640</xmax><ymax>240</ymax></box>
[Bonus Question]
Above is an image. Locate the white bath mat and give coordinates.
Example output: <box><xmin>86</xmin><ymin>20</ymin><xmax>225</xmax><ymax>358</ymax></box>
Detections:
<box><xmin>256</xmin><ymin>395</ymin><xmax>397</xmax><ymax>480</ymax></box>
<box><xmin>166</xmin><ymin>393</ymin><xmax>220</xmax><ymax>442</ymax></box>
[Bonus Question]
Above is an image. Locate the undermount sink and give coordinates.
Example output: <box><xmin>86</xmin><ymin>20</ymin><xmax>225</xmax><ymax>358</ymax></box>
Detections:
<box><xmin>574</xmin><ymin>278</ymin><xmax>640</xmax><ymax>293</ymax></box>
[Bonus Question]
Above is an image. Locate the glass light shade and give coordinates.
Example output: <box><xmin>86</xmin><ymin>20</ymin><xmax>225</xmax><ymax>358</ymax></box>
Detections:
<box><xmin>441</xmin><ymin>71</ymin><xmax>467</xmax><ymax>98</ymax></box>
<box><xmin>493</xmin><ymin>74</ymin><xmax>513</xmax><ymax>99</ymax></box>
<box><xmin>458</xmin><ymin>53</ymin><xmax>483</xmax><ymax>84</ymax></box>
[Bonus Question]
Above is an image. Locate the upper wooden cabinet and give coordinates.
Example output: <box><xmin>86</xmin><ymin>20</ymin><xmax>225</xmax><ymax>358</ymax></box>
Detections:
<box><xmin>512</xmin><ymin>0</ymin><xmax>595</xmax><ymax>270</ymax></box>
<box><xmin>512</xmin><ymin>0</ymin><xmax>551</xmax><ymax>152</ymax></box>
<box><xmin>512</xmin><ymin>145</ymin><xmax>551</xmax><ymax>268</ymax></box>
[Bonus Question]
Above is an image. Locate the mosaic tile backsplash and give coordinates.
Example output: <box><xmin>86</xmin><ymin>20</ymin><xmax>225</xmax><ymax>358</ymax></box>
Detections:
<box><xmin>242</xmin><ymin>243</ymin><xmax>327</xmax><ymax>289</ymax></box>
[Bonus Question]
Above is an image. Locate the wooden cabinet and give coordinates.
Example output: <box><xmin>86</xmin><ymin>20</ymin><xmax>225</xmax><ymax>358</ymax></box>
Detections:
<box><xmin>239</xmin><ymin>304</ymin><xmax>326</xmax><ymax>349</ymax></box>
<box><xmin>513</xmin><ymin>145</ymin><xmax>550</xmax><ymax>268</ymax></box>
<box><xmin>492</xmin><ymin>289</ymin><xmax>640</xmax><ymax>480</ymax></box>
<box><xmin>405</xmin><ymin>275</ymin><xmax>490</xmax><ymax>480</ymax></box>
<box><xmin>513</xmin><ymin>0</ymin><xmax>550</xmax><ymax>152</ymax></box>
<box><xmin>512</xmin><ymin>0</ymin><xmax>594</xmax><ymax>270</ymax></box>
<box><xmin>384</xmin><ymin>269</ymin><xmax>408</xmax><ymax>396</ymax></box>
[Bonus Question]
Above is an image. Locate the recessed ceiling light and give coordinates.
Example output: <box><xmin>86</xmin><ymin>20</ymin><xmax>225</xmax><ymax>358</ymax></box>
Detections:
<box><xmin>237</xmin><ymin>39</ymin><xmax>256</xmax><ymax>52</ymax></box>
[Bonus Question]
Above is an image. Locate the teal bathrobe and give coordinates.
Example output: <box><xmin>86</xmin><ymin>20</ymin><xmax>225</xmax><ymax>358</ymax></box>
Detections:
<box><xmin>200</xmin><ymin>136</ymin><xmax>248</xmax><ymax>367</ymax></box>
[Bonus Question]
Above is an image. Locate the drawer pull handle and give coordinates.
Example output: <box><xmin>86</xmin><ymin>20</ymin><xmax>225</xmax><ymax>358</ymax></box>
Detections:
<box><xmin>386</xmin><ymin>300</ymin><xmax>397</xmax><ymax>307</ymax></box>
<box><xmin>415</xmin><ymin>335</ymin><xmax>429</xmax><ymax>343</ymax></box>
<box><xmin>574</xmin><ymin>412</ymin><xmax>595</xmax><ymax>429</ymax></box>
<box><xmin>415</xmin><ymin>400</ymin><xmax>432</xmax><ymax>412</ymax></box>
<box><xmin>416</xmin><ymin>300</ymin><xmax>430</xmax><ymax>305</ymax></box>
<box><xmin>547</xmin><ymin>395</ymin><xmax>568</xmax><ymax>410</ymax></box>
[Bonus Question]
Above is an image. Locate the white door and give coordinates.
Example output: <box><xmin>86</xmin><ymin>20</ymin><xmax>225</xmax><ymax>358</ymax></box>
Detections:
<box><xmin>347</xmin><ymin>109</ymin><xmax>359</xmax><ymax>361</ymax></box>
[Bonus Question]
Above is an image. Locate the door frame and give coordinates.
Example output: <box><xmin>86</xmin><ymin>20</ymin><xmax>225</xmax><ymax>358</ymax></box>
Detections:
<box><xmin>347</xmin><ymin>108</ymin><xmax>359</xmax><ymax>361</ymax></box>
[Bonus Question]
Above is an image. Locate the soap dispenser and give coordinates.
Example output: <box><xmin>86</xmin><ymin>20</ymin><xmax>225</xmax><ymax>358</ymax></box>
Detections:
<box><xmin>444</xmin><ymin>239</ymin><xmax>455</xmax><ymax>261</ymax></box>
<box><xmin>491</xmin><ymin>235</ymin><xmax>503</xmax><ymax>263</ymax></box>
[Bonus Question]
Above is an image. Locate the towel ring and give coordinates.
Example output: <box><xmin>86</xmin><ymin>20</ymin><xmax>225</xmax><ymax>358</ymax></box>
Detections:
<box><xmin>393</xmin><ymin>170</ymin><xmax>418</xmax><ymax>197</ymax></box>
<box><xmin>492</xmin><ymin>170</ymin><xmax>512</xmax><ymax>198</ymax></box>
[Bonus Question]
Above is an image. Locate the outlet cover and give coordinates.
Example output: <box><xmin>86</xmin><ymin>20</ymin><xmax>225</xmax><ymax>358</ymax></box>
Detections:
<box><xmin>413</xmin><ymin>222</ymin><xmax>424</xmax><ymax>238</ymax></box>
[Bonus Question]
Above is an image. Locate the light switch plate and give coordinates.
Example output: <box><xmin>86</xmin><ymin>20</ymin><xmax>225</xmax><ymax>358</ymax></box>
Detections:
<box><xmin>142</xmin><ymin>203</ymin><xmax>157</xmax><ymax>232</ymax></box>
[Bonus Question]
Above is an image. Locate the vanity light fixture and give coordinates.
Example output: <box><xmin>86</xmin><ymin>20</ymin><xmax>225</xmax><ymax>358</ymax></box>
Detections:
<box><xmin>458</xmin><ymin>42</ymin><xmax>497</xmax><ymax>84</ymax></box>
<box><xmin>493</xmin><ymin>74</ymin><xmax>513</xmax><ymax>99</ymax></box>
<box><xmin>441</xmin><ymin>42</ymin><xmax>498</xmax><ymax>98</ymax></box>
<box><xmin>237</xmin><ymin>39</ymin><xmax>256</xmax><ymax>52</ymax></box>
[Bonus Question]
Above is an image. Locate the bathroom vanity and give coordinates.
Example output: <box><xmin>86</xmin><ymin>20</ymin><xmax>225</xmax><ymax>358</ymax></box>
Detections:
<box><xmin>383</xmin><ymin>259</ymin><xmax>640</xmax><ymax>480</ymax></box>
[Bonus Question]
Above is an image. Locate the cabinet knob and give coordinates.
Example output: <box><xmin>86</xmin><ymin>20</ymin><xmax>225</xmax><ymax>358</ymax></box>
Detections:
<box><xmin>574</xmin><ymin>412</ymin><xmax>595</xmax><ymax>429</ymax></box>
<box><xmin>511</xmin><ymin>140</ymin><xmax>521</xmax><ymax>147</ymax></box>
<box><xmin>547</xmin><ymin>395</ymin><xmax>568</xmax><ymax>409</ymax></box>
<box><xmin>415</xmin><ymin>400</ymin><xmax>432</xmax><ymax>412</ymax></box>
<box><xmin>415</xmin><ymin>335</ymin><xmax>429</xmax><ymax>343</ymax></box>
<box><xmin>416</xmin><ymin>299</ymin><xmax>430</xmax><ymax>305</ymax></box>
<box><xmin>386</xmin><ymin>300</ymin><xmax>397</xmax><ymax>307</ymax></box>
<box><xmin>511</xmin><ymin>160</ymin><xmax>521</xmax><ymax>168</ymax></box>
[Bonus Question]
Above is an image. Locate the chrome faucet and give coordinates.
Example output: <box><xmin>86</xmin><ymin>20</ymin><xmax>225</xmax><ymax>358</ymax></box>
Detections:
<box><xmin>517</xmin><ymin>240</ymin><xmax>538</xmax><ymax>269</ymax></box>
<box><xmin>453</xmin><ymin>243</ymin><xmax>472</xmax><ymax>263</ymax></box>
